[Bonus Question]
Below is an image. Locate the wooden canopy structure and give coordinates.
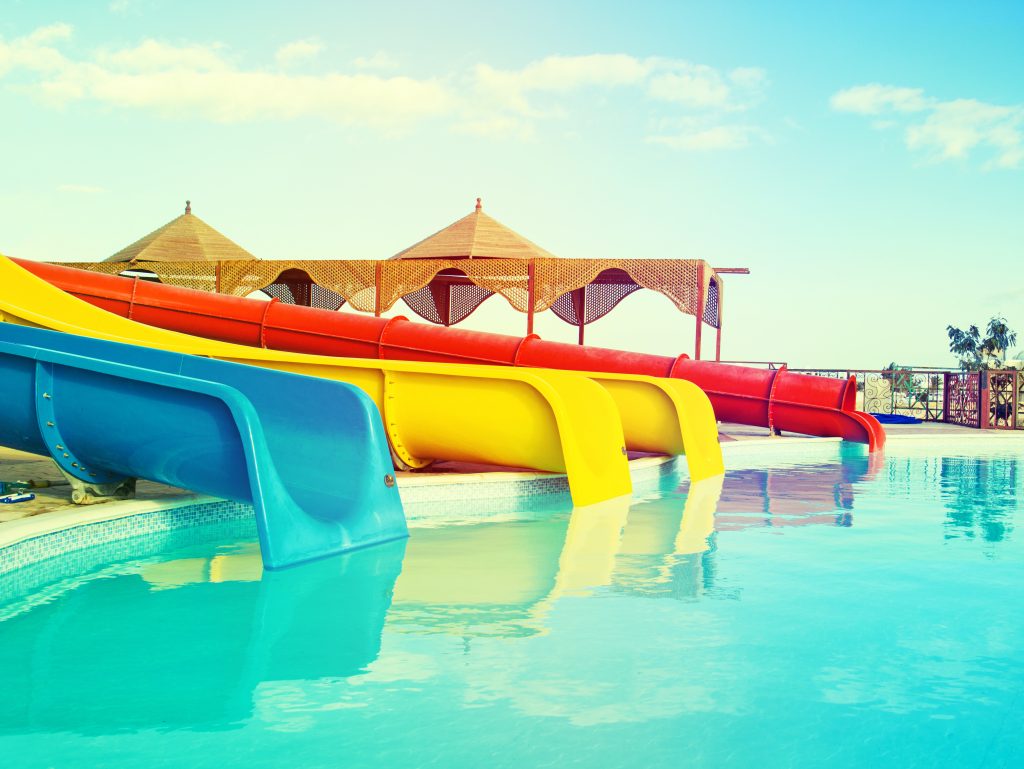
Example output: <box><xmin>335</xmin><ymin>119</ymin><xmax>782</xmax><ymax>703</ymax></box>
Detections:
<box><xmin>52</xmin><ymin>200</ymin><xmax>742</xmax><ymax>359</ymax></box>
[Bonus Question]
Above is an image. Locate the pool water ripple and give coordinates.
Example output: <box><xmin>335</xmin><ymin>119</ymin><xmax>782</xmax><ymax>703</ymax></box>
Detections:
<box><xmin>1</xmin><ymin>440</ymin><xmax>1022</xmax><ymax>768</ymax></box>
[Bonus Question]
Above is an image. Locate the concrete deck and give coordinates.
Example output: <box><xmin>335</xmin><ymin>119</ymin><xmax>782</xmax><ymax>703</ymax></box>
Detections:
<box><xmin>0</xmin><ymin>447</ymin><xmax>190</xmax><ymax>525</ymax></box>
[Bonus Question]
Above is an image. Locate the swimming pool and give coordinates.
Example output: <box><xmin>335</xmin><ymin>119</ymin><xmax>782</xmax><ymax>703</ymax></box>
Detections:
<box><xmin>1</xmin><ymin>439</ymin><xmax>1021</xmax><ymax>768</ymax></box>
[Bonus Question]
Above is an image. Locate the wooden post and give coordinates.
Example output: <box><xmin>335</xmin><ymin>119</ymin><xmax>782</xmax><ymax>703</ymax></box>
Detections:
<box><xmin>693</xmin><ymin>263</ymin><xmax>705</xmax><ymax>360</ymax></box>
<box><xmin>526</xmin><ymin>258</ymin><xmax>536</xmax><ymax>335</ymax></box>
<box><xmin>374</xmin><ymin>262</ymin><xmax>382</xmax><ymax>318</ymax></box>
<box><xmin>942</xmin><ymin>372</ymin><xmax>950</xmax><ymax>423</ymax></box>
<box><xmin>1015</xmin><ymin>371</ymin><xmax>1020</xmax><ymax>430</ymax></box>
<box><xmin>979</xmin><ymin>370</ymin><xmax>990</xmax><ymax>429</ymax></box>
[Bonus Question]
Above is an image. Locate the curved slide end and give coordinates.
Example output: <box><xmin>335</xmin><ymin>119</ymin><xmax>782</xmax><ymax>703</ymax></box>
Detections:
<box><xmin>655</xmin><ymin>378</ymin><xmax>726</xmax><ymax>480</ymax></box>
<box><xmin>216</xmin><ymin>360</ymin><xmax>408</xmax><ymax>569</ymax></box>
<box><xmin>842</xmin><ymin>410</ymin><xmax>886</xmax><ymax>452</ymax></box>
<box><xmin>512</xmin><ymin>369</ymin><xmax>633</xmax><ymax>507</ymax></box>
<box><xmin>0</xmin><ymin>322</ymin><xmax>407</xmax><ymax>570</ymax></box>
<box><xmin>771</xmin><ymin>400</ymin><xmax>886</xmax><ymax>452</ymax></box>
<box><xmin>585</xmin><ymin>374</ymin><xmax>724</xmax><ymax>481</ymax></box>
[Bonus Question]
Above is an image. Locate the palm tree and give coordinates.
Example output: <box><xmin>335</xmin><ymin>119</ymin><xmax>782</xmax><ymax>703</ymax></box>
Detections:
<box><xmin>947</xmin><ymin>316</ymin><xmax>1018</xmax><ymax>371</ymax></box>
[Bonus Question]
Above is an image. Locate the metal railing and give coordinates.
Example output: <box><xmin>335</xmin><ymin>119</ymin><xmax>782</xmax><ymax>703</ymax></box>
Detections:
<box><xmin>717</xmin><ymin>360</ymin><xmax>788</xmax><ymax>370</ymax></box>
<box><xmin>787</xmin><ymin>368</ymin><xmax>1024</xmax><ymax>430</ymax></box>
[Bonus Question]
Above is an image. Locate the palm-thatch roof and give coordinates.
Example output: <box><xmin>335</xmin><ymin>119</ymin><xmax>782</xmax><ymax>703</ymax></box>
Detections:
<box><xmin>389</xmin><ymin>199</ymin><xmax>558</xmax><ymax>261</ymax></box>
<box><xmin>104</xmin><ymin>201</ymin><xmax>257</xmax><ymax>263</ymax></box>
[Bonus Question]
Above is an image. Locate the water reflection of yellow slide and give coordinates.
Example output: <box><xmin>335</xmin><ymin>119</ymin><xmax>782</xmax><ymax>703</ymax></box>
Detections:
<box><xmin>142</xmin><ymin>452</ymin><xmax>877</xmax><ymax>626</ymax></box>
<box><xmin>142</xmin><ymin>475</ymin><xmax>725</xmax><ymax>637</ymax></box>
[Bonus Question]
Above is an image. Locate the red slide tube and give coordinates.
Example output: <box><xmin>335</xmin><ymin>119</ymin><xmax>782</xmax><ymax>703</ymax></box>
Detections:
<box><xmin>15</xmin><ymin>259</ymin><xmax>884</xmax><ymax>450</ymax></box>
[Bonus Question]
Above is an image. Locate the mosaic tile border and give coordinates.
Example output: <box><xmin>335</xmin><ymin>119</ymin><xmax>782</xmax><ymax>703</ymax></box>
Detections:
<box><xmin>0</xmin><ymin>456</ymin><xmax>685</xmax><ymax>601</ymax></box>
<box><xmin>0</xmin><ymin>498</ymin><xmax>253</xmax><ymax>579</ymax></box>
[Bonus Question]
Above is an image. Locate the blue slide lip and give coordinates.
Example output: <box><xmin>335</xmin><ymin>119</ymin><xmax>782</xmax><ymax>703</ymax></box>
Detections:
<box><xmin>0</xmin><ymin>323</ymin><xmax>407</xmax><ymax>569</ymax></box>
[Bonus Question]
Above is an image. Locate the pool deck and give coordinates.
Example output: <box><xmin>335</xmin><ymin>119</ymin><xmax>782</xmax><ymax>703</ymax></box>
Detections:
<box><xmin>1</xmin><ymin>420</ymin><xmax>1021</xmax><ymax>534</ymax></box>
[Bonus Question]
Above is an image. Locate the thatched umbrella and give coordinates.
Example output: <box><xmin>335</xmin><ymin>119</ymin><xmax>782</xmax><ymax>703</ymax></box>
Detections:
<box><xmin>105</xmin><ymin>201</ymin><xmax>258</xmax><ymax>264</ymax></box>
<box><xmin>389</xmin><ymin>198</ymin><xmax>558</xmax><ymax>261</ymax></box>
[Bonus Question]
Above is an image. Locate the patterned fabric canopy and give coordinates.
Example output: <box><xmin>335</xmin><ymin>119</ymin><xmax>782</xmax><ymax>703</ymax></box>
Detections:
<box><xmin>51</xmin><ymin>200</ymin><xmax>721</xmax><ymax>329</ymax></box>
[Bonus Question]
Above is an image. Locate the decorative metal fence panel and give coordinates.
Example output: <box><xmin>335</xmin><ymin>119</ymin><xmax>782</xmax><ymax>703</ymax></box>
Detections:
<box><xmin>860</xmin><ymin>370</ymin><xmax>947</xmax><ymax>421</ymax></box>
<box><xmin>987</xmin><ymin>371</ymin><xmax>1023</xmax><ymax>430</ymax></box>
<box><xmin>791</xmin><ymin>368</ymin><xmax>950</xmax><ymax>421</ymax></box>
<box><xmin>945</xmin><ymin>373</ymin><xmax>982</xmax><ymax>428</ymax></box>
<box><xmin>757</xmin><ymin>367</ymin><xmax>1024</xmax><ymax>431</ymax></box>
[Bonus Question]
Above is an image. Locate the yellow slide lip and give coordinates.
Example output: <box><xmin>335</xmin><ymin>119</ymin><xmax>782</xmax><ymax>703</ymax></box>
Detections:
<box><xmin>578</xmin><ymin>372</ymin><xmax>725</xmax><ymax>481</ymax></box>
<box><xmin>0</xmin><ymin>254</ymin><xmax>632</xmax><ymax>506</ymax></box>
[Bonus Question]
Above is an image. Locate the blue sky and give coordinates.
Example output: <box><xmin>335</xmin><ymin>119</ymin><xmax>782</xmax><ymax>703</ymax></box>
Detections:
<box><xmin>1</xmin><ymin>0</ymin><xmax>1021</xmax><ymax>368</ymax></box>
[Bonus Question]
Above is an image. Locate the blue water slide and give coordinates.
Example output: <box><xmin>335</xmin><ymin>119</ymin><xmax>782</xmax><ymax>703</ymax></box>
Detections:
<box><xmin>0</xmin><ymin>323</ymin><xmax>407</xmax><ymax>569</ymax></box>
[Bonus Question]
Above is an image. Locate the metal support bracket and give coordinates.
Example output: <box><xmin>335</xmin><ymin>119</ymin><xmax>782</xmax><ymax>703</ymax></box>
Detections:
<box><xmin>34</xmin><ymin>360</ymin><xmax>137</xmax><ymax>502</ymax></box>
<box><xmin>57</xmin><ymin>466</ymin><xmax>137</xmax><ymax>505</ymax></box>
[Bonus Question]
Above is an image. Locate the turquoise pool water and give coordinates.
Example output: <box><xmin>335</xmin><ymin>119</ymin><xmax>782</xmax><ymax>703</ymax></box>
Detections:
<box><xmin>1</xmin><ymin>440</ymin><xmax>1022</xmax><ymax>768</ymax></box>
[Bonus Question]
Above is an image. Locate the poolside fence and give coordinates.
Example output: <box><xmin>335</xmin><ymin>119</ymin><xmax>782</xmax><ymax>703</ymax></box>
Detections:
<box><xmin>786</xmin><ymin>368</ymin><xmax>1024</xmax><ymax>431</ymax></box>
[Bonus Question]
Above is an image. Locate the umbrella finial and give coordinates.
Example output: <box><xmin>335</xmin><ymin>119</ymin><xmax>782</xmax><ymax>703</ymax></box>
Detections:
<box><xmin>185</xmin><ymin>200</ymin><xmax>191</xmax><ymax>215</ymax></box>
<box><xmin>475</xmin><ymin>197</ymin><xmax>482</xmax><ymax>212</ymax></box>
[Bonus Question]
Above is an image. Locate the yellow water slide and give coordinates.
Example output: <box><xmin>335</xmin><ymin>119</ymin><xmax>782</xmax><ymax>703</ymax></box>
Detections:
<box><xmin>0</xmin><ymin>255</ymin><xmax>723</xmax><ymax>503</ymax></box>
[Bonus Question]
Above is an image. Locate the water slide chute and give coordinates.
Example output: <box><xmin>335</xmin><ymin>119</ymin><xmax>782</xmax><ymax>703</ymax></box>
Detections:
<box><xmin>0</xmin><ymin>323</ymin><xmax>406</xmax><ymax>569</ymax></box>
<box><xmin>14</xmin><ymin>258</ymin><xmax>882</xmax><ymax>450</ymax></box>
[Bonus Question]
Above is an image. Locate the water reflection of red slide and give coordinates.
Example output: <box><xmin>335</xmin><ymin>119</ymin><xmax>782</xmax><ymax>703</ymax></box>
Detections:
<box><xmin>714</xmin><ymin>452</ymin><xmax>883</xmax><ymax>529</ymax></box>
<box><xmin>16</xmin><ymin>259</ymin><xmax>884</xmax><ymax>450</ymax></box>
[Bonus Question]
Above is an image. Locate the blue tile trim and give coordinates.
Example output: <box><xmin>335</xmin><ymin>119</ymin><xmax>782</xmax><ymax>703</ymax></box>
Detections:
<box><xmin>1</xmin><ymin>499</ymin><xmax>252</xmax><ymax>581</ymax></box>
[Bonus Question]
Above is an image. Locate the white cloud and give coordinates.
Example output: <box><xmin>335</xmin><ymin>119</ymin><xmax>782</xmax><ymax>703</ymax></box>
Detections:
<box><xmin>97</xmin><ymin>39</ymin><xmax>228</xmax><ymax>72</ymax></box>
<box><xmin>648</xmin><ymin>66</ymin><xmax>730</xmax><ymax>108</ymax></box>
<box><xmin>648</xmin><ymin>124</ymin><xmax>761</xmax><ymax>151</ymax></box>
<box><xmin>831</xmin><ymin>84</ymin><xmax>930</xmax><ymax>114</ymax></box>
<box><xmin>468</xmin><ymin>54</ymin><xmax>768</xmax><ymax>147</ymax></box>
<box><xmin>26</xmin><ymin>23</ymin><xmax>73</xmax><ymax>45</ymax></box>
<box><xmin>908</xmin><ymin>100</ymin><xmax>1023</xmax><ymax>167</ymax></box>
<box><xmin>1</xmin><ymin>25</ymin><xmax>768</xmax><ymax>148</ymax></box>
<box><xmin>0</xmin><ymin>23</ymin><xmax>71</xmax><ymax>77</ymax></box>
<box><xmin>354</xmin><ymin>51</ymin><xmax>399</xmax><ymax>71</ymax></box>
<box><xmin>473</xmin><ymin>54</ymin><xmax>651</xmax><ymax>118</ymax></box>
<box><xmin>503</xmin><ymin>53</ymin><xmax>650</xmax><ymax>91</ymax></box>
<box><xmin>71</xmin><ymin>69</ymin><xmax>452</xmax><ymax>124</ymax></box>
<box><xmin>276</xmin><ymin>39</ymin><xmax>323</xmax><ymax>67</ymax></box>
<box><xmin>729</xmin><ymin>67</ymin><xmax>768</xmax><ymax>91</ymax></box>
<box><xmin>833</xmin><ymin>83</ymin><xmax>1024</xmax><ymax>168</ymax></box>
<box><xmin>0</xmin><ymin>26</ymin><xmax>451</xmax><ymax>126</ymax></box>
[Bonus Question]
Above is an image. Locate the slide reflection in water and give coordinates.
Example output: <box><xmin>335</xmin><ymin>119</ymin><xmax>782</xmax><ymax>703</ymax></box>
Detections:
<box><xmin>0</xmin><ymin>450</ymin><xmax>877</xmax><ymax>735</ymax></box>
<box><xmin>0</xmin><ymin>540</ymin><xmax>406</xmax><ymax>734</ymax></box>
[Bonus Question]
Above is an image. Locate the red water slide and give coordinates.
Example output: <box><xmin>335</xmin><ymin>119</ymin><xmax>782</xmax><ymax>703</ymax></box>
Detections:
<box><xmin>17</xmin><ymin>259</ymin><xmax>885</xmax><ymax>451</ymax></box>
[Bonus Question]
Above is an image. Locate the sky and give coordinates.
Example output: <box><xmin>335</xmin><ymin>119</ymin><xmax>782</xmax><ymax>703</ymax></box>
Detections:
<box><xmin>1</xmin><ymin>0</ymin><xmax>1022</xmax><ymax>368</ymax></box>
